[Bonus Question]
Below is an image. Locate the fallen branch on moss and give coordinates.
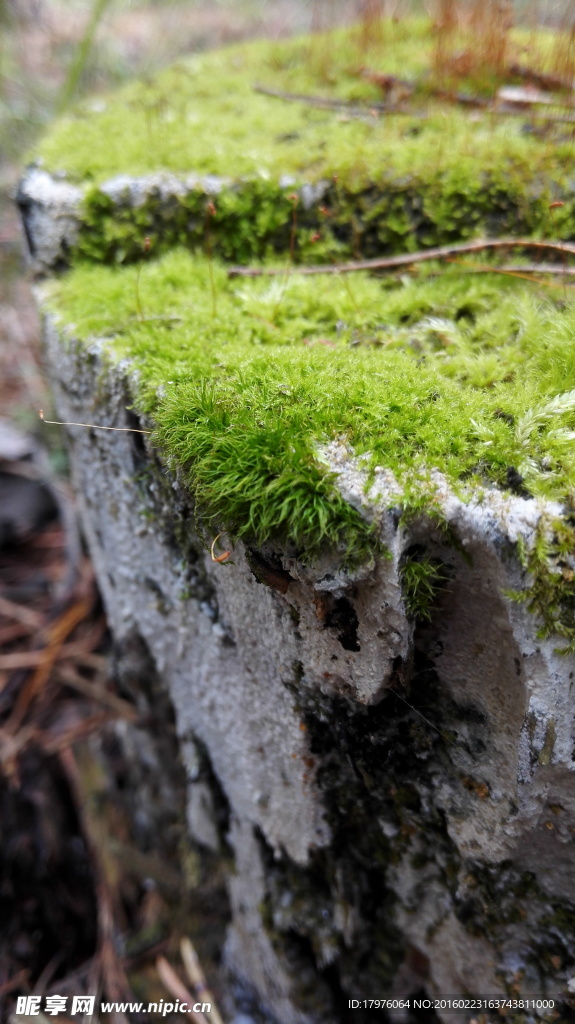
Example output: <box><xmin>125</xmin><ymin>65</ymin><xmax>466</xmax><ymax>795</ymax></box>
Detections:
<box><xmin>255</xmin><ymin>81</ymin><xmax>489</xmax><ymax>116</ymax></box>
<box><xmin>228</xmin><ymin>238</ymin><xmax>575</xmax><ymax>278</ymax></box>
<box><xmin>253</xmin><ymin>83</ymin><xmax>394</xmax><ymax>115</ymax></box>
<box><xmin>254</xmin><ymin>82</ymin><xmax>575</xmax><ymax>125</ymax></box>
<box><xmin>496</xmin><ymin>263</ymin><xmax>575</xmax><ymax>276</ymax></box>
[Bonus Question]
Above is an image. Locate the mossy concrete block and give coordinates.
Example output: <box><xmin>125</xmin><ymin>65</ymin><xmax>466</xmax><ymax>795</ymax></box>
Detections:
<box><xmin>23</xmin><ymin>17</ymin><xmax>575</xmax><ymax>1022</ymax></box>
<box><xmin>18</xmin><ymin>24</ymin><xmax>575</xmax><ymax>270</ymax></box>
<box><xmin>36</xmin><ymin>303</ymin><xmax>575</xmax><ymax>1019</ymax></box>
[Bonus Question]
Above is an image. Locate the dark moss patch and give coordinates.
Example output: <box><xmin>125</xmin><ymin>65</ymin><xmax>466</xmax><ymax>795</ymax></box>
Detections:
<box><xmin>508</xmin><ymin>509</ymin><xmax>575</xmax><ymax>654</ymax></box>
<box><xmin>71</xmin><ymin>171</ymin><xmax>570</xmax><ymax>269</ymax></box>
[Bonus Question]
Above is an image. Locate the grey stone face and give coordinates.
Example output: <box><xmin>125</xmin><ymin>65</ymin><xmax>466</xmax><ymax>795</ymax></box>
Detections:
<box><xmin>35</xmin><ymin>306</ymin><xmax>575</xmax><ymax>1023</ymax></box>
<box><xmin>17</xmin><ymin>167</ymin><xmax>82</xmax><ymax>272</ymax></box>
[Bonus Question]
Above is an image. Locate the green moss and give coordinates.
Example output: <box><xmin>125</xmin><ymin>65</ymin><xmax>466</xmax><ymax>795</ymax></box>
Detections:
<box><xmin>31</xmin><ymin>21</ymin><xmax>575</xmax><ymax>265</ymax></box>
<box><xmin>400</xmin><ymin>551</ymin><xmax>449</xmax><ymax>621</ymax></box>
<box><xmin>34</xmin><ymin>23</ymin><xmax>573</xmax><ymax>185</ymax></box>
<box><xmin>44</xmin><ymin>248</ymin><xmax>575</xmax><ymax>564</ymax></box>
<box><xmin>35</xmin><ymin>11</ymin><xmax>575</xmax><ymax>626</ymax></box>
<box><xmin>71</xmin><ymin>169</ymin><xmax>567</xmax><ymax>268</ymax></box>
<box><xmin>509</xmin><ymin>512</ymin><xmax>575</xmax><ymax>654</ymax></box>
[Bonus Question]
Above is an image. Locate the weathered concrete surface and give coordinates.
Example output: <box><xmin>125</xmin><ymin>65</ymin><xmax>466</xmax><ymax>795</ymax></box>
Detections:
<box><xmin>37</xmin><ymin>308</ymin><xmax>575</xmax><ymax>1023</ymax></box>
<box><xmin>16</xmin><ymin>168</ymin><xmax>83</xmax><ymax>272</ymax></box>
<box><xmin>16</xmin><ymin>167</ymin><xmax>327</xmax><ymax>273</ymax></box>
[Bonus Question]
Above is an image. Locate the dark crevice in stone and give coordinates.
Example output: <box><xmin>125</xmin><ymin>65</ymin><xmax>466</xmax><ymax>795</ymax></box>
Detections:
<box><xmin>264</xmin><ymin>664</ymin><xmax>455</xmax><ymax>1016</ymax></box>
<box><xmin>110</xmin><ymin>628</ymin><xmax>188</xmax><ymax>852</ymax></box>
<box><xmin>125</xmin><ymin>407</ymin><xmax>148</xmax><ymax>471</ymax></box>
<box><xmin>505</xmin><ymin>465</ymin><xmax>533</xmax><ymax>499</ymax></box>
<box><xmin>129</xmin><ymin>451</ymin><xmax>224</xmax><ymax>623</ymax></box>
<box><xmin>15</xmin><ymin>183</ymin><xmax>36</xmax><ymax>258</ymax></box>
<box><xmin>246</xmin><ymin>549</ymin><xmax>295</xmax><ymax>594</ymax></box>
<box><xmin>313</xmin><ymin>592</ymin><xmax>361</xmax><ymax>652</ymax></box>
<box><xmin>324</xmin><ymin>596</ymin><xmax>360</xmax><ymax>652</ymax></box>
<box><xmin>185</xmin><ymin>733</ymin><xmax>232</xmax><ymax>853</ymax></box>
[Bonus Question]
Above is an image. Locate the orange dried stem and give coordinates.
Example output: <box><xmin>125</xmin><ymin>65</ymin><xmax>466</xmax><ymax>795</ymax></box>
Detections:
<box><xmin>39</xmin><ymin>411</ymin><xmax>151</xmax><ymax>433</ymax></box>
<box><xmin>210</xmin><ymin>533</ymin><xmax>231</xmax><ymax>564</ymax></box>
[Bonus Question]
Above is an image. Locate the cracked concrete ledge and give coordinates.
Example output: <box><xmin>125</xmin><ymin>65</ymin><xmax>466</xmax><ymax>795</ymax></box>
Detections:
<box><xmin>36</xmin><ymin>306</ymin><xmax>575</xmax><ymax>1023</ymax></box>
<box><xmin>16</xmin><ymin>166</ymin><xmax>328</xmax><ymax>273</ymax></box>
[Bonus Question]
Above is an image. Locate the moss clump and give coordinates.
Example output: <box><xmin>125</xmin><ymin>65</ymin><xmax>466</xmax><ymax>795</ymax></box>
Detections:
<box><xmin>73</xmin><ymin>170</ymin><xmax>568</xmax><ymax>268</ymax></box>
<box><xmin>31</xmin><ymin>20</ymin><xmax>575</xmax><ymax>266</ymax></box>
<box><xmin>44</xmin><ymin>248</ymin><xmax>575</xmax><ymax>566</ymax></box>
<box><xmin>34</xmin><ymin>22</ymin><xmax>575</xmax><ymax>187</ymax></box>
<box><xmin>508</xmin><ymin>511</ymin><xmax>575</xmax><ymax>654</ymax></box>
<box><xmin>400</xmin><ymin>549</ymin><xmax>449</xmax><ymax>621</ymax></box>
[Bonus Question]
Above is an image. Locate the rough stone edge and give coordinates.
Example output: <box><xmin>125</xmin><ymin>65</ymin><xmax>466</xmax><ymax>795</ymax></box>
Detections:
<box><xmin>16</xmin><ymin>166</ymin><xmax>327</xmax><ymax>274</ymax></box>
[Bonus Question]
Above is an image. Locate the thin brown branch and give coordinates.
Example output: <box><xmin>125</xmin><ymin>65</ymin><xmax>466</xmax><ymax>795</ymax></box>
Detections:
<box><xmin>0</xmin><ymin>622</ymin><xmax>38</xmax><ymax>646</ymax></box>
<box><xmin>156</xmin><ymin>956</ymin><xmax>208</xmax><ymax>1023</ymax></box>
<box><xmin>0</xmin><ymin>969</ymin><xmax>29</xmax><ymax>997</ymax></box>
<box><xmin>0</xmin><ymin>617</ymin><xmax>106</xmax><ymax>672</ymax></box>
<box><xmin>253</xmin><ymin>83</ymin><xmax>392</xmax><ymax>115</ymax></box>
<box><xmin>507</xmin><ymin>62</ymin><xmax>574</xmax><ymax>95</ymax></box>
<box><xmin>40</xmin><ymin>712</ymin><xmax>114</xmax><ymax>754</ymax></box>
<box><xmin>180</xmin><ymin>938</ymin><xmax>224</xmax><ymax>1024</ymax></box>
<box><xmin>496</xmin><ymin>262</ymin><xmax>575</xmax><ymax>276</ymax></box>
<box><xmin>443</xmin><ymin>257</ymin><xmax>572</xmax><ymax>288</ymax></box>
<box><xmin>0</xmin><ymin>723</ymin><xmax>38</xmax><ymax>776</ymax></box>
<box><xmin>361</xmin><ymin>68</ymin><xmax>489</xmax><ymax>109</ymax></box>
<box><xmin>0</xmin><ymin>594</ymin><xmax>44</xmax><ymax>629</ymax></box>
<box><xmin>254</xmin><ymin>82</ymin><xmax>575</xmax><ymax>125</ymax></box>
<box><xmin>5</xmin><ymin>595</ymin><xmax>94</xmax><ymax>733</ymax></box>
<box><xmin>57</xmin><ymin>665</ymin><xmax>138</xmax><ymax>722</ymax></box>
<box><xmin>60</xmin><ymin>746</ymin><xmax>132</xmax><ymax>1016</ymax></box>
<box><xmin>228</xmin><ymin>238</ymin><xmax>575</xmax><ymax>279</ymax></box>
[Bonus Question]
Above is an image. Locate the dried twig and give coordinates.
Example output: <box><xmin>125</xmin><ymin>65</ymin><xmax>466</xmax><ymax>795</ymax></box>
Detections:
<box><xmin>493</xmin><ymin>262</ymin><xmax>575</xmax><ymax>276</ymax></box>
<box><xmin>180</xmin><ymin>937</ymin><xmax>224</xmax><ymax>1024</ymax></box>
<box><xmin>254</xmin><ymin>82</ymin><xmax>575</xmax><ymax>125</ymax></box>
<box><xmin>228</xmin><ymin>238</ymin><xmax>575</xmax><ymax>279</ymax></box>
<box><xmin>60</xmin><ymin>746</ymin><xmax>132</xmax><ymax>1019</ymax></box>
<box><xmin>361</xmin><ymin>68</ymin><xmax>489</xmax><ymax>108</ymax></box>
<box><xmin>39</xmin><ymin>410</ymin><xmax>152</xmax><ymax>434</ymax></box>
<box><xmin>40</xmin><ymin>712</ymin><xmax>115</xmax><ymax>754</ymax></box>
<box><xmin>254</xmin><ymin>82</ymin><xmax>391</xmax><ymax>114</ymax></box>
<box><xmin>32</xmin><ymin>953</ymin><xmax>65</xmax><ymax>996</ymax></box>
<box><xmin>0</xmin><ymin>622</ymin><xmax>39</xmax><ymax>646</ymax></box>
<box><xmin>0</xmin><ymin>723</ymin><xmax>38</xmax><ymax>776</ymax></box>
<box><xmin>0</xmin><ymin>617</ymin><xmax>106</xmax><ymax>671</ymax></box>
<box><xmin>74</xmin><ymin>651</ymin><xmax>108</xmax><ymax>673</ymax></box>
<box><xmin>5</xmin><ymin>595</ymin><xmax>94</xmax><ymax>733</ymax></box>
<box><xmin>0</xmin><ymin>595</ymin><xmax>43</xmax><ymax>629</ymax></box>
<box><xmin>506</xmin><ymin>62</ymin><xmax>574</xmax><ymax>95</ymax></box>
<box><xmin>156</xmin><ymin>956</ymin><xmax>208</xmax><ymax>1023</ymax></box>
<box><xmin>0</xmin><ymin>970</ymin><xmax>29</xmax><ymax>997</ymax></box>
<box><xmin>57</xmin><ymin>665</ymin><xmax>138</xmax><ymax>722</ymax></box>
